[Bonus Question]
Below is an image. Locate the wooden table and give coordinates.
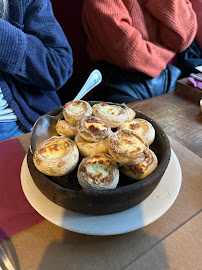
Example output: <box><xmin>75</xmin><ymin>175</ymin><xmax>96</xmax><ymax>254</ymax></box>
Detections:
<box><xmin>129</xmin><ymin>90</ymin><xmax>202</xmax><ymax>158</ymax></box>
<box><xmin>1</xmin><ymin>88</ymin><xmax>202</xmax><ymax>270</ymax></box>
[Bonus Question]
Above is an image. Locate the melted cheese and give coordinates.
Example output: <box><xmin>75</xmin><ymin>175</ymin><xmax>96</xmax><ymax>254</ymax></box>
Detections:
<box><xmin>86</xmin><ymin>155</ymin><xmax>111</xmax><ymax>184</ymax></box>
<box><xmin>87</xmin><ymin>163</ymin><xmax>109</xmax><ymax>181</ymax></box>
<box><xmin>83</xmin><ymin>121</ymin><xmax>107</xmax><ymax>132</ymax></box>
<box><xmin>69</xmin><ymin>102</ymin><xmax>85</xmax><ymax>114</ymax></box>
<box><xmin>118</xmin><ymin>133</ymin><xmax>146</xmax><ymax>153</ymax></box>
<box><xmin>121</xmin><ymin>120</ymin><xmax>147</xmax><ymax>135</ymax></box>
<box><xmin>99</xmin><ymin>104</ymin><xmax>122</xmax><ymax>116</ymax></box>
<box><xmin>39</xmin><ymin>141</ymin><xmax>66</xmax><ymax>159</ymax></box>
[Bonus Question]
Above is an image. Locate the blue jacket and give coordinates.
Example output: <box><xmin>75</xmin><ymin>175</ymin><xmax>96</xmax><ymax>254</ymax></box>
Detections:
<box><xmin>0</xmin><ymin>0</ymin><xmax>73</xmax><ymax>131</ymax></box>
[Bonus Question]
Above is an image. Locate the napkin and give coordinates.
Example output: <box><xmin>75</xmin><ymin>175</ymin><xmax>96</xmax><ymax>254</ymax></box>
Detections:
<box><xmin>187</xmin><ymin>74</ymin><xmax>202</xmax><ymax>89</ymax></box>
<box><xmin>0</xmin><ymin>138</ymin><xmax>44</xmax><ymax>241</ymax></box>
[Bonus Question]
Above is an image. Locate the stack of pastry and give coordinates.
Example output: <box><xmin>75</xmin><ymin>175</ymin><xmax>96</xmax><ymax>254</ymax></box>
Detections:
<box><xmin>115</xmin><ymin>118</ymin><xmax>158</xmax><ymax>180</ymax></box>
<box><xmin>33</xmin><ymin>100</ymin><xmax>158</xmax><ymax>190</ymax></box>
<box><xmin>56</xmin><ymin>100</ymin><xmax>92</xmax><ymax>138</ymax></box>
<box><xmin>75</xmin><ymin>115</ymin><xmax>112</xmax><ymax>157</ymax></box>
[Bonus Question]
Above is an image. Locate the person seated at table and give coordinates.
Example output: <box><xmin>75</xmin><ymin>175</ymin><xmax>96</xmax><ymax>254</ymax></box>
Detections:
<box><xmin>82</xmin><ymin>0</ymin><xmax>197</xmax><ymax>103</ymax></box>
<box><xmin>178</xmin><ymin>0</ymin><xmax>202</xmax><ymax>78</ymax></box>
<box><xmin>0</xmin><ymin>0</ymin><xmax>73</xmax><ymax>141</ymax></box>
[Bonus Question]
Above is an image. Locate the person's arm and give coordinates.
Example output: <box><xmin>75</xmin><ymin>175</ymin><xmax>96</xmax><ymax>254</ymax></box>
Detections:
<box><xmin>82</xmin><ymin>0</ymin><xmax>175</xmax><ymax>78</ymax></box>
<box><xmin>0</xmin><ymin>0</ymin><xmax>73</xmax><ymax>91</ymax></box>
<box><xmin>191</xmin><ymin>0</ymin><xmax>202</xmax><ymax>49</ymax></box>
<box><xmin>145</xmin><ymin>0</ymin><xmax>197</xmax><ymax>52</ymax></box>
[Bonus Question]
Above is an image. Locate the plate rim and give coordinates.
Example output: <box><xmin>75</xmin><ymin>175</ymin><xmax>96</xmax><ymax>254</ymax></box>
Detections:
<box><xmin>21</xmin><ymin>149</ymin><xmax>182</xmax><ymax>236</ymax></box>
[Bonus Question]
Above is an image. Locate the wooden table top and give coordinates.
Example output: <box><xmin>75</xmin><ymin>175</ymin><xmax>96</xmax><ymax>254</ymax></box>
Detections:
<box><xmin>1</xmin><ymin>84</ymin><xmax>202</xmax><ymax>270</ymax></box>
<box><xmin>128</xmin><ymin>91</ymin><xmax>202</xmax><ymax>158</ymax></box>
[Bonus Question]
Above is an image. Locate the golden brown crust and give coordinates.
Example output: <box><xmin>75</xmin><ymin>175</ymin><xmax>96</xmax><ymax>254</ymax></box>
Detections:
<box><xmin>118</xmin><ymin>118</ymin><xmax>155</xmax><ymax>145</ymax></box>
<box><xmin>92</xmin><ymin>102</ymin><xmax>128</xmax><ymax>128</ymax></box>
<box><xmin>74</xmin><ymin>133</ymin><xmax>109</xmax><ymax>157</ymax></box>
<box><xmin>33</xmin><ymin>136</ymin><xmax>79</xmax><ymax>176</ymax></box>
<box><xmin>108</xmin><ymin>129</ymin><xmax>148</xmax><ymax>165</ymax></box>
<box><xmin>56</xmin><ymin>119</ymin><xmax>77</xmax><ymax>139</ymax></box>
<box><xmin>76</xmin><ymin>115</ymin><xmax>112</xmax><ymax>142</ymax></box>
<box><xmin>120</xmin><ymin>149</ymin><xmax>158</xmax><ymax>180</ymax></box>
<box><xmin>63</xmin><ymin>100</ymin><xmax>92</xmax><ymax>127</ymax></box>
<box><xmin>77</xmin><ymin>153</ymin><xmax>119</xmax><ymax>190</ymax></box>
<box><xmin>124</xmin><ymin>105</ymin><xmax>136</xmax><ymax>121</ymax></box>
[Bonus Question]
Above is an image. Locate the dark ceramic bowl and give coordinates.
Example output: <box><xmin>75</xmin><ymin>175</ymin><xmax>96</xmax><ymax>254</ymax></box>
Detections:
<box><xmin>27</xmin><ymin>102</ymin><xmax>171</xmax><ymax>215</ymax></box>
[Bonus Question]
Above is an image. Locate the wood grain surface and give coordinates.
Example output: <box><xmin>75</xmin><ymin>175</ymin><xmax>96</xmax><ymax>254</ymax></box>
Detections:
<box><xmin>128</xmin><ymin>91</ymin><xmax>202</xmax><ymax>158</ymax></box>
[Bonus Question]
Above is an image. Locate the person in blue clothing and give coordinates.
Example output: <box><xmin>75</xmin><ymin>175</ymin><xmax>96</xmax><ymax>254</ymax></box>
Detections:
<box><xmin>0</xmin><ymin>0</ymin><xmax>73</xmax><ymax>141</ymax></box>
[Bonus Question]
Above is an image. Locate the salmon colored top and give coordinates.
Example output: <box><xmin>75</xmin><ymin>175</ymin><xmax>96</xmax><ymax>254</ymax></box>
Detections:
<box><xmin>82</xmin><ymin>0</ymin><xmax>197</xmax><ymax>77</ymax></box>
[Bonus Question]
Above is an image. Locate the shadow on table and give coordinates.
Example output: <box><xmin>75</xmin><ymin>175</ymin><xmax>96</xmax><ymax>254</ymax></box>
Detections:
<box><xmin>0</xmin><ymin>217</ymin><xmax>169</xmax><ymax>270</ymax></box>
<box><xmin>36</xmin><ymin>179</ymin><xmax>169</xmax><ymax>269</ymax></box>
<box><xmin>36</xmin><ymin>220</ymin><xmax>169</xmax><ymax>270</ymax></box>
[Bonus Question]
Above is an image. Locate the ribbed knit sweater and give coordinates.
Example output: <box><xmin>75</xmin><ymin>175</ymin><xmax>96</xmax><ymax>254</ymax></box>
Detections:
<box><xmin>82</xmin><ymin>0</ymin><xmax>197</xmax><ymax>77</ymax></box>
<box><xmin>0</xmin><ymin>0</ymin><xmax>73</xmax><ymax>131</ymax></box>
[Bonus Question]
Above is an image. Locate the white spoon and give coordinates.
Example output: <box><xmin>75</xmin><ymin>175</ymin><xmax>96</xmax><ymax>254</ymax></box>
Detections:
<box><xmin>30</xmin><ymin>69</ymin><xmax>102</xmax><ymax>153</ymax></box>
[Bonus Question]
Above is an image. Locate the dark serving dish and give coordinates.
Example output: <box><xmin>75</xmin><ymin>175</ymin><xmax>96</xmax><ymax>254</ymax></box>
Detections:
<box><xmin>27</xmin><ymin>103</ymin><xmax>171</xmax><ymax>215</ymax></box>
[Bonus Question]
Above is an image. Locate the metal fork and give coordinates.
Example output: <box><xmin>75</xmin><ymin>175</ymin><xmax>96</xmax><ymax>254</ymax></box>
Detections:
<box><xmin>0</xmin><ymin>246</ymin><xmax>15</xmax><ymax>270</ymax></box>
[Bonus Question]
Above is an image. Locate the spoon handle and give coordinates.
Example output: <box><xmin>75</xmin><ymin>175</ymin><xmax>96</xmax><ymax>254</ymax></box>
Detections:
<box><xmin>73</xmin><ymin>69</ymin><xmax>102</xmax><ymax>101</ymax></box>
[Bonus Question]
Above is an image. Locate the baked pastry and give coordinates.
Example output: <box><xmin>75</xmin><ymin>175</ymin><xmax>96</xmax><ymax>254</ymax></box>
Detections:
<box><xmin>77</xmin><ymin>153</ymin><xmax>119</xmax><ymax>190</ymax></box>
<box><xmin>76</xmin><ymin>115</ymin><xmax>112</xmax><ymax>142</ymax></box>
<box><xmin>63</xmin><ymin>100</ymin><xmax>92</xmax><ymax>127</ymax></box>
<box><xmin>92</xmin><ymin>102</ymin><xmax>128</xmax><ymax>128</ymax></box>
<box><xmin>118</xmin><ymin>118</ymin><xmax>155</xmax><ymax>145</ymax></box>
<box><xmin>74</xmin><ymin>133</ymin><xmax>109</xmax><ymax>157</ymax></box>
<box><xmin>125</xmin><ymin>106</ymin><xmax>136</xmax><ymax>121</ymax></box>
<box><xmin>120</xmin><ymin>149</ymin><xmax>158</xmax><ymax>180</ymax></box>
<box><xmin>108</xmin><ymin>129</ymin><xmax>148</xmax><ymax>165</ymax></box>
<box><xmin>56</xmin><ymin>119</ymin><xmax>77</xmax><ymax>139</ymax></box>
<box><xmin>33</xmin><ymin>136</ymin><xmax>79</xmax><ymax>176</ymax></box>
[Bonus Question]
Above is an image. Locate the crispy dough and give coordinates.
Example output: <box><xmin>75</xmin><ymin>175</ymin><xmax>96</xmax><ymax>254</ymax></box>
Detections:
<box><xmin>77</xmin><ymin>153</ymin><xmax>119</xmax><ymax>190</ymax></box>
<box><xmin>124</xmin><ymin>105</ymin><xmax>136</xmax><ymax>121</ymax></box>
<box><xmin>63</xmin><ymin>100</ymin><xmax>92</xmax><ymax>127</ymax></box>
<box><xmin>108</xmin><ymin>129</ymin><xmax>148</xmax><ymax>165</ymax></box>
<box><xmin>118</xmin><ymin>118</ymin><xmax>155</xmax><ymax>145</ymax></box>
<box><xmin>33</xmin><ymin>136</ymin><xmax>79</xmax><ymax>176</ymax></box>
<box><xmin>74</xmin><ymin>133</ymin><xmax>109</xmax><ymax>157</ymax></box>
<box><xmin>120</xmin><ymin>149</ymin><xmax>158</xmax><ymax>180</ymax></box>
<box><xmin>56</xmin><ymin>119</ymin><xmax>77</xmax><ymax>139</ymax></box>
<box><xmin>76</xmin><ymin>115</ymin><xmax>112</xmax><ymax>142</ymax></box>
<box><xmin>92</xmin><ymin>102</ymin><xmax>128</xmax><ymax>128</ymax></box>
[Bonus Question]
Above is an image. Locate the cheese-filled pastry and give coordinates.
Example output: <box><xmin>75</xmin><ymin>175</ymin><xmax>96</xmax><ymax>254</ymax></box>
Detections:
<box><xmin>77</xmin><ymin>153</ymin><xmax>119</xmax><ymax>190</ymax></box>
<box><xmin>77</xmin><ymin>115</ymin><xmax>112</xmax><ymax>142</ymax></box>
<box><xmin>92</xmin><ymin>102</ymin><xmax>128</xmax><ymax>128</ymax></box>
<box><xmin>56</xmin><ymin>119</ymin><xmax>77</xmax><ymax>139</ymax></box>
<box><xmin>120</xmin><ymin>149</ymin><xmax>158</xmax><ymax>180</ymax></box>
<box><xmin>63</xmin><ymin>100</ymin><xmax>92</xmax><ymax>127</ymax></box>
<box><xmin>118</xmin><ymin>118</ymin><xmax>155</xmax><ymax>145</ymax></box>
<box><xmin>33</xmin><ymin>136</ymin><xmax>79</xmax><ymax>176</ymax></box>
<box><xmin>108</xmin><ymin>129</ymin><xmax>148</xmax><ymax>165</ymax></box>
<box><xmin>122</xmin><ymin>104</ymin><xmax>136</xmax><ymax>121</ymax></box>
<box><xmin>75</xmin><ymin>133</ymin><xmax>109</xmax><ymax>157</ymax></box>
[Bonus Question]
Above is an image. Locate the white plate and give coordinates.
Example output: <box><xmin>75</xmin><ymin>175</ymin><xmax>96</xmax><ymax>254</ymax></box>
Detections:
<box><xmin>21</xmin><ymin>149</ymin><xmax>182</xmax><ymax>236</ymax></box>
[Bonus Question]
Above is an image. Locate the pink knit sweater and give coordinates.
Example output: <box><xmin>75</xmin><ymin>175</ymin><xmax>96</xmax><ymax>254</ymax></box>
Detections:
<box><xmin>82</xmin><ymin>0</ymin><xmax>197</xmax><ymax>77</ymax></box>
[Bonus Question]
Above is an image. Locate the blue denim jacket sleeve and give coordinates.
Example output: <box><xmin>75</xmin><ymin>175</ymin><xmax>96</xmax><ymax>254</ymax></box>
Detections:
<box><xmin>0</xmin><ymin>0</ymin><xmax>73</xmax><ymax>91</ymax></box>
